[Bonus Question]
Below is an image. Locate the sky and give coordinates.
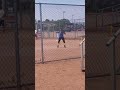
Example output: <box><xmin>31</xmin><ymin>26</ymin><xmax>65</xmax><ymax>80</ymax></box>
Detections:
<box><xmin>35</xmin><ymin>0</ymin><xmax>85</xmax><ymax>5</ymax></box>
<box><xmin>35</xmin><ymin>0</ymin><xmax>85</xmax><ymax>22</ymax></box>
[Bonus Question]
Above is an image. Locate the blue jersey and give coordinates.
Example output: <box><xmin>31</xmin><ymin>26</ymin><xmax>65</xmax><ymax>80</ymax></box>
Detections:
<box><xmin>59</xmin><ymin>31</ymin><xmax>65</xmax><ymax>38</ymax></box>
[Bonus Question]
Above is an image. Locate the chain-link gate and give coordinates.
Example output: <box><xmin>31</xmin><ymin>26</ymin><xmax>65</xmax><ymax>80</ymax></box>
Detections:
<box><xmin>0</xmin><ymin>0</ymin><xmax>34</xmax><ymax>90</ymax></box>
<box><xmin>35</xmin><ymin>3</ymin><xmax>85</xmax><ymax>63</ymax></box>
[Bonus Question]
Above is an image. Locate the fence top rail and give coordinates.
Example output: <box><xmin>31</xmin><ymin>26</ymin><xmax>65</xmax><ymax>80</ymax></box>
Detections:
<box><xmin>99</xmin><ymin>4</ymin><xmax>120</xmax><ymax>11</ymax></box>
<box><xmin>35</xmin><ymin>3</ymin><xmax>85</xmax><ymax>6</ymax></box>
<box><xmin>80</xmin><ymin>38</ymin><xmax>85</xmax><ymax>45</ymax></box>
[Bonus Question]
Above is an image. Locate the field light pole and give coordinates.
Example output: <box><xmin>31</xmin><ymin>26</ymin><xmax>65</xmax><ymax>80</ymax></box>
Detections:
<box><xmin>39</xmin><ymin>3</ymin><xmax>44</xmax><ymax>64</ymax></box>
<box><xmin>72</xmin><ymin>15</ymin><xmax>74</xmax><ymax>23</ymax></box>
<box><xmin>63</xmin><ymin>11</ymin><xmax>65</xmax><ymax>19</ymax></box>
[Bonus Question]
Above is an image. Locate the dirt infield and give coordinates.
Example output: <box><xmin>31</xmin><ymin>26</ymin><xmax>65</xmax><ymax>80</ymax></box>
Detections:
<box><xmin>35</xmin><ymin>31</ymin><xmax>85</xmax><ymax>62</ymax></box>
<box><xmin>35</xmin><ymin>39</ymin><xmax>84</xmax><ymax>62</ymax></box>
<box><xmin>35</xmin><ymin>59</ymin><xmax>85</xmax><ymax>90</ymax></box>
<box><xmin>35</xmin><ymin>31</ymin><xmax>85</xmax><ymax>90</ymax></box>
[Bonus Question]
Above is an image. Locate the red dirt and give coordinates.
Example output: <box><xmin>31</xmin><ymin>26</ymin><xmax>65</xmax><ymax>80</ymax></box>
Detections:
<box><xmin>35</xmin><ymin>36</ymin><xmax>85</xmax><ymax>90</ymax></box>
<box><xmin>35</xmin><ymin>39</ymin><xmax>83</xmax><ymax>62</ymax></box>
<box><xmin>35</xmin><ymin>59</ymin><xmax>85</xmax><ymax>90</ymax></box>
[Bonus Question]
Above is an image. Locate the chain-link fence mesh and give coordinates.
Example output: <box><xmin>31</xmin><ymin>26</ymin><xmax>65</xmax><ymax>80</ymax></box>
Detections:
<box><xmin>86</xmin><ymin>31</ymin><xmax>112</xmax><ymax>77</ymax></box>
<box><xmin>86</xmin><ymin>4</ymin><xmax>120</xmax><ymax>78</ymax></box>
<box><xmin>0</xmin><ymin>32</ymin><xmax>17</xmax><ymax>89</ymax></box>
<box><xmin>86</xmin><ymin>34</ymin><xmax>116</xmax><ymax>77</ymax></box>
<box><xmin>0</xmin><ymin>0</ymin><xmax>35</xmax><ymax>89</ymax></box>
<box><xmin>18</xmin><ymin>0</ymin><xmax>35</xmax><ymax>89</ymax></box>
<box><xmin>86</xmin><ymin>28</ymin><xmax>120</xmax><ymax>90</ymax></box>
<box><xmin>35</xmin><ymin>3</ymin><xmax>85</xmax><ymax>63</ymax></box>
<box><xmin>115</xmin><ymin>36</ymin><xmax>120</xmax><ymax>74</ymax></box>
<box><xmin>97</xmin><ymin>5</ymin><xmax>120</xmax><ymax>27</ymax></box>
<box><xmin>86</xmin><ymin>3</ymin><xmax>120</xmax><ymax>89</ymax></box>
<box><xmin>0</xmin><ymin>0</ymin><xmax>18</xmax><ymax>89</ymax></box>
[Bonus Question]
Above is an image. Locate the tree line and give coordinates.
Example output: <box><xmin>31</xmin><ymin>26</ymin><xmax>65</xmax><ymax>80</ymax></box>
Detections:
<box><xmin>35</xmin><ymin>19</ymin><xmax>85</xmax><ymax>32</ymax></box>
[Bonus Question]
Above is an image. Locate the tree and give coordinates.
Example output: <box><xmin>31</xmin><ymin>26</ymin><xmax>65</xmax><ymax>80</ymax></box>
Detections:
<box><xmin>55</xmin><ymin>19</ymin><xmax>70</xmax><ymax>30</ymax></box>
<box><xmin>42</xmin><ymin>19</ymin><xmax>71</xmax><ymax>31</ymax></box>
<box><xmin>45</xmin><ymin>19</ymin><xmax>50</xmax><ymax>22</ymax></box>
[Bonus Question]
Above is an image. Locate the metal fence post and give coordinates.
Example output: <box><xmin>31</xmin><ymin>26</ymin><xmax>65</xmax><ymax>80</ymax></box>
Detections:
<box><xmin>106</xmin><ymin>36</ymin><xmax>117</xmax><ymax>90</ymax></box>
<box><xmin>81</xmin><ymin>42</ymin><xmax>83</xmax><ymax>69</ymax></box>
<box><xmin>14</xmin><ymin>0</ymin><xmax>21</xmax><ymax>89</ymax></box>
<box><xmin>39</xmin><ymin>3</ymin><xmax>44</xmax><ymax>64</ymax></box>
<box><xmin>74</xmin><ymin>19</ymin><xmax>76</xmax><ymax>39</ymax></box>
<box><xmin>111</xmin><ymin>40</ymin><xmax>116</xmax><ymax>90</ymax></box>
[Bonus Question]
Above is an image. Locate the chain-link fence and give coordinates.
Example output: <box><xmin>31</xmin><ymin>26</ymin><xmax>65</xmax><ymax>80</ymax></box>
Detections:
<box><xmin>35</xmin><ymin>3</ymin><xmax>85</xmax><ymax>63</ymax></box>
<box><xmin>0</xmin><ymin>0</ymin><xmax>34</xmax><ymax>90</ymax></box>
<box><xmin>86</xmin><ymin>4</ymin><xmax>120</xmax><ymax>90</ymax></box>
<box><xmin>86</xmin><ymin>4</ymin><xmax>120</xmax><ymax>78</ymax></box>
<box><xmin>86</xmin><ymin>27</ymin><xmax>120</xmax><ymax>90</ymax></box>
<box><xmin>97</xmin><ymin>5</ymin><xmax>120</xmax><ymax>28</ymax></box>
<box><xmin>86</xmin><ymin>32</ymin><xmax>112</xmax><ymax>77</ymax></box>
